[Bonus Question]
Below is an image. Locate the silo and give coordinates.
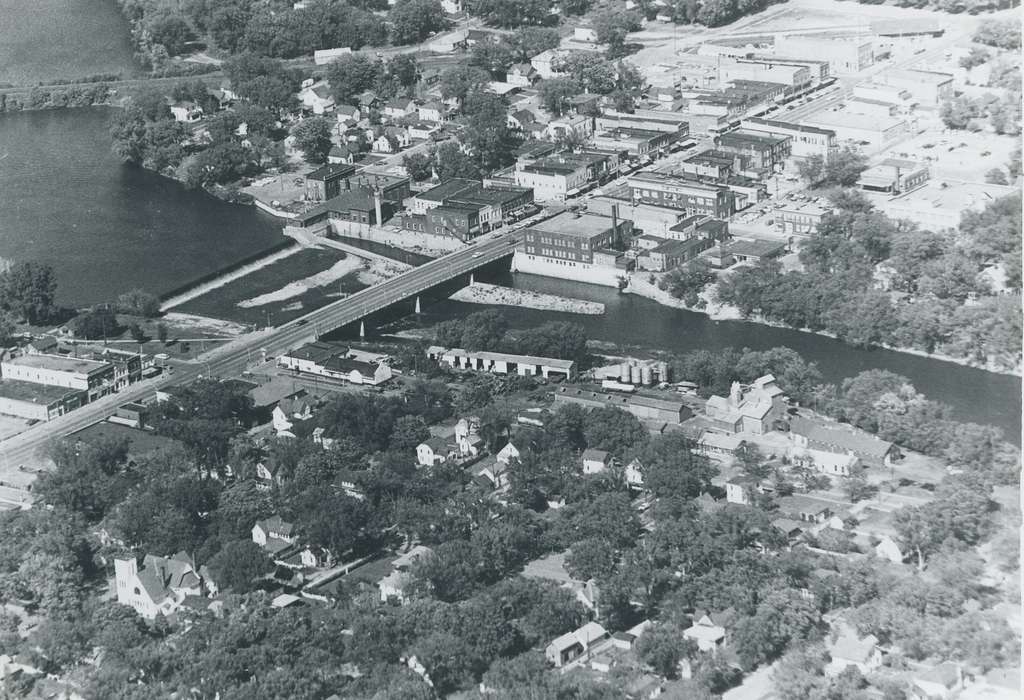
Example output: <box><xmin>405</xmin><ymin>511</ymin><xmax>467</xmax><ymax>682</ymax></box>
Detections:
<box><xmin>619</xmin><ymin>363</ymin><xmax>630</xmax><ymax>382</ymax></box>
<box><xmin>658</xmin><ymin>361</ymin><xmax>670</xmax><ymax>383</ymax></box>
<box><xmin>641</xmin><ymin>365</ymin><xmax>653</xmax><ymax>385</ymax></box>
<box><xmin>630</xmin><ymin>365</ymin><xmax>642</xmax><ymax>384</ymax></box>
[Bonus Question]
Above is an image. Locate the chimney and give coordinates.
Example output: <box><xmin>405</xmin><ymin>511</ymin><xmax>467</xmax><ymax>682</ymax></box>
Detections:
<box><xmin>611</xmin><ymin>204</ymin><xmax>619</xmax><ymax>247</ymax></box>
<box><xmin>729</xmin><ymin>381</ymin><xmax>742</xmax><ymax>407</ymax></box>
<box><xmin>374</xmin><ymin>191</ymin><xmax>383</xmax><ymax>225</ymax></box>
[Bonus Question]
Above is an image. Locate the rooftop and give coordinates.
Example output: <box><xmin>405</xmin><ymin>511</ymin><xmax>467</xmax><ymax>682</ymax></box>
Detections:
<box><xmin>4</xmin><ymin>353</ymin><xmax>112</xmax><ymax>376</ymax></box>
<box><xmin>529</xmin><ymin>211</ymin><xmax>621</xmax><ymax>239</ymax></box>
<box><xmin>883</xmin><ymin>68</ymin><xmax>954</xmax><ymax>85</ymax></box>
<box><xmin>306</xmin><ymin>163</ymin><xmax>357</xmax><ymax>181</ymax></box>
<box><xmin>718</xmin><ymin>129</ymin><xmax>789</xmax><ymax>148</ymax></box>
<box><xmin>802</xmin><ymin>110</ymin><xmax>906</xmax><ymax>131</ymax></box>
<box><xmin>744</xmin><ymin>116</ymin><xmax>836</xmax><ymax>137</ymax></box>
<box><xmin>0</xmin><ymin>378</ymin><xmax>81</xmax><ymax>404</ymax></box>
<box><xmin>429</xmin><ymin>345</ymin><xmax>576</xmax><ymax>371</ymax></box>
<box><xmin>726</xmin><ymin>238</ymin><xmax>786</xmax><ymax>258</ymax></box>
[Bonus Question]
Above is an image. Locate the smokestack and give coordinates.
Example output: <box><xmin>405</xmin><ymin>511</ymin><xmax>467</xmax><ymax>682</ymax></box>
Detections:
<box><xmin>374</xmin><ymin>191</ymin><xmax>383</xmax><ymax>225</ymax></box>
<box><xmin>611</xmin><ymin>204</ymin><xmax>619</xmax><ymax>246</ymax></box>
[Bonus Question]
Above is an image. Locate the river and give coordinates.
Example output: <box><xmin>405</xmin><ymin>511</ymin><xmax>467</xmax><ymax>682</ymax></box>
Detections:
<box><xmin>0</xmin><ymin>107</ymin><xmax>1018</xmax><ymax>440</ymax></box>
<box><xmin>0</xmin><ymin>108</ymin><xmax>283</xmax><ymax>305</ymax></box>
<box><xmin>417</xmin><ymin>272</ymin><xmax>1022</xmax><ymax>441</ymax></box>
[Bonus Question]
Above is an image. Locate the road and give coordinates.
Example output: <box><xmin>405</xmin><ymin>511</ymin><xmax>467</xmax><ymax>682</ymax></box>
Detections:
<box><xmin>0</xmin><ymin>231</ymin><xmax>518</xmax><ymax>486</ymax></box>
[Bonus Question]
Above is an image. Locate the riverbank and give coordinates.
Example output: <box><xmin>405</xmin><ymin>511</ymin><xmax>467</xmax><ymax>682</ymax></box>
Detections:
<box><xmin>449</xmin><ymin>282</ymin><xmax>605</xmax><ymax>315</ymax></box>
<box><xmin>624</xmin><ymin>275</ymin><xmax>1022</xmax><ymax>377</ymax></box>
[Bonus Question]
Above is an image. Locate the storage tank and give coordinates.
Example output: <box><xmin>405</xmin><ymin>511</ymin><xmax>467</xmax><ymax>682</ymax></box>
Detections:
<box><xmin>630</xmin><ymin>365</ymin><xmax>642</xmax><ymax>384</ymax></box>
<box><xmin>641</xmin><ymin>365</ymin><xmax>653</xmax><ymax>385</ymax></box>
<box><xmin>619</xmin><ymin>363</ymin><xmax>630</xmax><ymax>382</ymax></box>
<box><xmin>658</xmin><ymin>361</ymin><xmax>670</xmax><ymax>383</ymax></box>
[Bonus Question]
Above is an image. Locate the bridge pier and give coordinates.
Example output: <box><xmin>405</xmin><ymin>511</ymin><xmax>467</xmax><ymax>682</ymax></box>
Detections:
<box><xmin>359</xmin><ymin>321</ymin><xmax>365</xmax><ymax>338</ymax></box>
<box><xmin>469</xmin><ymin>273</ymin><xmax>475</xmax><ymax>285</ymax></box>
<box><xmin>415</xmin><ymin>296</ymin><xmax>421</xmax><ymax>314</ymax></box>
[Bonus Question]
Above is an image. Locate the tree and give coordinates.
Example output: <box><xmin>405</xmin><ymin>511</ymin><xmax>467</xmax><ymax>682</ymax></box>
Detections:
<box><xmin>326</xmin><ymin>54</ymin><xmax>383</xmax><ymax>104</ymax></box>
<box><xmin>390</xmin><ymin>415</ymin><xmax>431</xmax><ymax>451</ymax></box>
<box><xmin>636</xmin><ymin>623</ymin><xmax>695</xmax><ymax>678</ymax></box>
<box><xmin>583</xmin><ymin>406</ymin><xmax>648</xmax><ymax>455</ymax></box>
<box><xmin>565</xmin><ymin>537</ymin><xmax>618</xmax><ymax>580</ymax></box>
<box><xmin>148</xmin><ymin>14</ymin><xmax>195</xmax><ymax>56</ymax></box>
<box><xmin>439</xmin><ymin>65</ymin><xmax>491</xmax><ymax>104</ymax></box>
<box><xmin>388</xmin><ymin>53</ymin><xmax>420</xmax><ymax>89</ymax></box>
<box><xmin>433</xmin><ymin>141</ymin><xmax>481</xmax><ymax>179</ymax></box>
<box><xmin>592</xmin><ymin>8</ymin><xmax>642</xmax><ymax>56</ymax></box>
<box><xmin>459</xmin><ymin>309</ymin><xmax>508</xmax><ymax>351</ymax></box>
<box><xmin>538</xmin><ymin>77</ymin><xmax>581</xmax><ymax>116</ymax></box>
<box><xmin>0</xmin><ymin>261</ymin><xmax>58</xmax><ymax>325</ymax></box>
<box><xmin>204</xmin><ymin>540</ymin><xmax>272</xmax><ymax>592</ymax></box>
<box><xmin>469</xmin><ymin>0</ymin><xmax>549</xmax><ymax>28</ymax></box>
<box><xmin>291</xmin><ymin>117</ymin><xmax>335</xmax><ymax>164</ymax></box>
<box><xmin>73</xmin><ymin>307</ymin><xmax>122</xmax><ymax>340</ymax></box>
<box><xmin>959</xmin><ymin>46</ymin><xmax>989</xmax><ymax>69</ymax></box>
<box><xmin>223</xmin><ymin>54</ymin><xmax>300</xmax><ymax>112</ymax></box>
<box><xmin>128</xmin><ymin>322</ymin><xmax>147</xmax><ymax>344</ymax></box>
<box><xmin>973</xmin><ymin>18</ymin><xmax>1021</xmax><ymax>49</ymax></box>
<box><xmin>156</xmin><ymin>322</ymin><xmax>169</xmax><ymax>343</ymax></box>
<box><xmin>940</xmin><ymin>95</ymin><xmax>982</xmax><ymax>130</ymax></box>
<box><xmin>513</xmin><ymin>321</ymin><xmax>588</xmax><ymax>362</ymax></box>
<box><xmin>116</xmin><ymin>288</ymin><xmax>161</xmax><ymax>317</ymax></box>
<box><xmin>509</xmin><ymin>27</ymin><xmax>560</xmax><ymax>60</ymax></box>
<box><xmin>390</xmin><ymin>0</ymin><xmax>450</xmax><ymax>45</ymax></box>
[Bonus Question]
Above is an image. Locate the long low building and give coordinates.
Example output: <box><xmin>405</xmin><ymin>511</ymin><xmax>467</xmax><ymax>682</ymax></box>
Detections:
<box><xmin>552</xmin><ymin>386</ymin><xmax>692</xmax><ymax>424</ymax></box>
<box><xmin>0</xmin><ymin>379</ymin><xmax>84</xmax><ymax>421</ymax></box>
<box><xmin>427</xmin><ymin>346</ymin><xmax>576</xmax><ymax>380</ymax></box>
<box><xmin>278</xmin><ymin>341</ymin><xmax>393</xmax><ymax>386</ymax></box>
<box><xmin>1</xmin><ymin>352</ymin><xmax>115</xmax><ymax>402</ymax></box>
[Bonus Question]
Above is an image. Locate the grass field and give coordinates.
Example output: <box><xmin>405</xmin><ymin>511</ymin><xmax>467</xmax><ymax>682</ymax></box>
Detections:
<box><xmin>177</xmin><ymin>248</ymin><xmax>370</xmax><ymax>327</ymax></box>
<box><xmin>0</xmin><ymin>0</ymin><xmax>139</xmax><ymax>84</ymax></box>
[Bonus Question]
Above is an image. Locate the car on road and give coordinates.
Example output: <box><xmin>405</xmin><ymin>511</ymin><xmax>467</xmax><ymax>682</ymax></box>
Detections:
<box><xmin>296</xmin><ymin>319</ymin><xmax>309</xmax><ymax>326</ymax></box>
<box><xmin>472</xmin><ymin>252</ymin><xmax>482</xmax><ymax>258</ymax></box>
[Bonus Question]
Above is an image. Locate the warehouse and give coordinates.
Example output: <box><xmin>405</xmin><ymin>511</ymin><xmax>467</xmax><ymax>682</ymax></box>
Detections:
<box><xmin>0</xmin><ymin>379</ymin><xmax>83</xmax><ymax>421</ymax></box>
<box><xmin>552</xmin><ymin>386</ymin><xmax>692</xmax><ymax>424</ymax></box>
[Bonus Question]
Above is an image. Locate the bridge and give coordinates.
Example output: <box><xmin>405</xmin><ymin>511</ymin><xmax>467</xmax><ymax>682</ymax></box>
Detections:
<box><xmin>0</xmin><ymin>231</ymin><xmax>519</xmax><ymax>488</ymax></box>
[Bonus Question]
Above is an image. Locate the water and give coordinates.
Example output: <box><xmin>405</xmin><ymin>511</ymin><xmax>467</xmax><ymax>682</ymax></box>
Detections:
<box><xmin>0</xmin><ymin>108</ymin><xmax>284</xmax><ymax>305</ymax></box>
<box><xmin>418</xmin><ymin>272</ymin><xmax>1023</xmax><ymax>441</ymax></box>
<box><xmin>0</xmin><ymin>0</ymin><xmax>139</xmax><ymax>84</ymax></box>
<box><xmin>0</xmin><ymin>107</ymin><xmax>1018</xmax><ymax>441</ymax></box>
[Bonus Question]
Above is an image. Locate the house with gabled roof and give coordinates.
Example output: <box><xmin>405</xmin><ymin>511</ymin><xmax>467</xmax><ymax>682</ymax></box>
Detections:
<box><xmin>418</xmin><ymin>101</ymin><xmax>452</xmax><ymax>123</ymax></box>
<box><xmin>252</xmin><ymin>515</ymin><xmax>296</xmax><ymax>554</ymax></box>
<box><xmin>546</xmin><ymin>621</ymin><xmax>608</xmax><ymax>667</ymax></box>
<box><xmin>328</xmin><ymin>144</ymin><xmax>356</xmax><ymax>164</ymax></box>
<box><xmin>272</xmin><ymin>391</ymin><xmax>317</xmax><ymax>437</ymax></box>
<box><xmin>416</xmin><ymin>436</ymin><xmax>452</xmax><ymax>467</ymax></box>
<box><xmin>496</xmin><ymin>440</ymin><xmax>520</xmax><ymax>465</ymax></box>
<box><xmin>299</xmin><ymin>82</ymin><xmax>335</xmax><ymax>115</ymax></box>
<box><xmin>684</xmin><ymin>608</ymin><xmax>735</xmax><ymax>652</ymax></box>
<box><xmin>114</xmin><ymin>552</ymin><xmax>205</xmax><ymax>619</ymax></box>
<box><xmin>506</xmin><ymin>63</ymin><xmax>537</xmax><ymax>87</ymax></box>
<box><xmin>705</xmin><ymin>374</ymin><xmax>786</xmax><ymax>434</ymax></box>
<box><xmin>789</xmin><ymin>415</ymin><xmax>897</xmax><ymax>468</ymax></box>
<box><xmin>378</xmin><ymin>545</ymin><xmax>432</xmax><ymax>603</ymax></box>
<box><xmin>912</xmin><ymin>662</ymin><xmax>963</xmax><ymax>699</ymax></box>
<box><xmin>582</xmin><ymin>448</ymin><xmax>612</xmax><ymax>474</ymax></box>
<box><xmin>826</xmin><ymin>624</ymin><xmax>881</xmax><ymax>675</ymax></box>
<box><xmin>383</xmin><ymin>97</ymin><xmax>417</xmax><ymax>119</ymax></box>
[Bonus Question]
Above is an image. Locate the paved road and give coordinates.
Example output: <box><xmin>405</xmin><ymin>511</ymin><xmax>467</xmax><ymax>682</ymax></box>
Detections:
<box><xmin>0</xmin><ymin>232</ymin><xmax>518</xmax><ymax>481</ymax></box>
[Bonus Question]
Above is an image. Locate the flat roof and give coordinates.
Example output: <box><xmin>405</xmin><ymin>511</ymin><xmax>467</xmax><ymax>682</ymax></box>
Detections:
<box><xmin>414</xmin><ymin>178</ymin><xmax>479</xmax><ymax>202</ymax></box>
<box><xmin>744</xmin><ymin>117</ymin><xmax>835</xmax><ymax>137</ymax></box>
<box><xmin>718</xmin><ymin>129</ymin><xmax>789</xmax><ymax>148</ymax></box>
<box><xmin>0</xmin><ymin>378</ymin><xmax>80</xmax><ymax>404</ymax></box>
<box><xmin>629</xmin><ymin>171</ymin><xmax>721</xmax><ymax>193</ymax></box>
<box><xmin>429</xmin><ymin>346</ymin><xmax>575</xmax><ymax>371</ymax></box>
<box><xmin>306</xmin><ymin>163</ymin><xmax>356</xmax><ymax>181</ymax></box>
<box><xmin>650</xmin><ymin>237</ymin><xmax>709</xmax><ymax>255</ymax></box>
<box><xmin>803</xmin><ymin>111</ymin><xmax>906</xmax><ymax>131</ymax></box>
<box><xmin>884</xmin><ymin>68</ymin><xmax>953</xmax><ymax>84</ymax></box>
<box><xmin>4</xmin><ymin>353</ymin><xmax>111</xmax><ymax>375</ymax></box>
<box><xmin>726</xmin><ymin>238</ymin><xmax>786</xmax><ymax>258</ymax></box>
<box><xmin>529</xmin><ymin>211</ymin><xmax>619</xmax><ymax>239</ymax></box>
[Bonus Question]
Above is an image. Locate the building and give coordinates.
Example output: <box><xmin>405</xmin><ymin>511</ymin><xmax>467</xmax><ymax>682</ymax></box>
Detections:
<box><xmin>581</xmin><ymin>448</ymin><xmax>612</xmax><ymax>474</ymax></box>
<box><xmin>506</xmin><ymin>63</ymin><xmax>537</xmax><ymax>87</ymax></box>
<box><xmin>514</xmin><ymin>157</ymin><xmax>590</xmax><ymax>202</ymax></box>
<box><xmin>278</xmin><ymin>342</ymin><xmax>393</xmax><ymax>386</ymax></box>
<box><xmin>313</xmin><ymin>47</ymin><xmax>352</xmax><ymax>65</ymax></box>
<box><xmin>1</xmin><ymin>353</ymin><xmax>115</xmax><ymax>402</ymax></box>
<box><xmin>827</xmin><ymin>626</ymin><xmax>882</xmax><ymax>676</ymax></box>
<box><xmin>695</xmin><ymin>431</ymin><xmax>746</xmax><ymax>458</ymax></box>
<box><xmin>741</xmin><ymin>117</ymin><xmax>838</xmax><ymax>160</ymax></box>
<box><xmin>790</xmin><ymin>445</ymin><xmax>861</xmax><ymax>477</ymax></box>
<box><xmin>877</xmin><ymin>69</ymin><xmax>953</xmax><ymax>107</ymax></box>
<box><xmin>704</xmin><ymin>375</ymin><xmax>786</xmax><ymax>434</ymax></box>
<box><xmin>857</xmin><ymin>158</ymin><xmax>929</xmax><ymax>195</ymax></box>
<box><xmin>588</xmin><ymin>199</ymin><xmax>691</xmax><ymax>237</ymax></box>
<box><xmin>912</xmin><ymin>663</ymin><xmax>963</xmax><ymax>699</ymax></box>
<box><xmin>298</xmin><ymin>83</ymin><xmax>335</xmax><ymax>114</ymax></box>
<box><xmin>304</xmin><ymin>162</ymin><xmax>358</xmax><ymax>202</ymax></box>
<box><xmin>428</xmin><ymin>29</ymin><xmax>468</xmax><ymax>53</ymax></box>
<box><xmin>327</xmin><ymin>144</ymin><xmax>356</xmax><ymax>164</ymax></box>
<box><xmin>545</xmin><ymin>622</ymin><xmax>608</xmax><ymax>667</ymax></box>
<box><xmin>683</xmin><ymin>611</ymin><xmax>732</xmax><ymax>652</ymax></box>
<box><xmin>725</xmin><ymin>475</ymin><xmax>759</xmax><ymax>505</ymax></box>
<box><xmin>772</xmin><ymin>36</ymin><xmax>873</xmax><ymax>74</ymax></box>
<box><xmin>628</xmin><ymin>172</ymin><xmax>734</xmax><ymax>219</ymax></box>
<box><xmin>718</xmin><ymin>56</ymin><xmax>812</xmax><ymax>89</ymax></box>
<box><xmin>846</xmin><ymin>97</ymin><xmax>897</xmax><ymax>119</ymax></box>
<box><xmin>378</xmin><ymin>546</ymin><xmax>432</xmax><ymax>603</ymax></box>
<box><xmin>514</xmin><ymin>211</ymin><xmax>633</xmax><ymax>286</ymax></box>
<box><xmin>679</xmin><ymin>149</ymin><xmax>747</xmax><ymax>181</ymax></box>
<box><xmin>0</xmin><ymin>379</ymin><xmax>83</xmax><ymax>421</ymax></box>
<box><xmin>407</xmin><ymin>122</ymin><xmax>438</xmax><ymax>141</ymax></box>
<box><xmin>417</xmin><ymin>101</ymin><xmax>452</xmax><ymax>123</ymax></box>
<box><xmin>776</xmin><ymin>201</ymin><xmax>830</xmax><ymax>235</ymax></box>
<box><xmin>407</xmin><ymin>178</ymin><xmax>533</xmax><ymax>232</ymax></box>
<box><xmin>596</xmin><ymin>111</ymin><xmax>691</xmax><ymax>139</ymax></box>
<box><xmin>552</xmin><ymin>386</ymin><xmax>692</xmax><ymax>424</ymax></box>
<box><xmin>252</xmin><ymin>515</ymin><xmax>296</xmax><ymax>551</ymax></box>
<box><xmin>382</xmin><ymin>98</ymin><xmax>417</xmax><ymax>119</ymax></box>
<box><xmin>636</xmin><ymin>237</ymin><xmax>714</xmax><ymax>272</ymax></box>
<box><xmin>881</xmin><ymin>180</ymin><xmax>1017</xmax><ymax>229</ymax></box>
<box><xmin>531</xmin><ymin>49</ymin><xmax>568</xmax><ymax>79</ymax></box>
<box><xmin>592</xmin><ymin>128</ymin><xmax>676</xmax><ymax>158</ymax></box>
<box><xmin>800</xmin><ymin>111</ymin><xmax>907</xmax><ymax>149</ymax></box>
<box><xmin>789</xmin><ymin>416</ymin><xmax>896</xmax><ymax>468</ymax></box>
<box><xmin>716</xmin><ymin>130</ymin><xmax>791</xmax><ymax>171</ymax></box>
<box><xmin>427</xmin><ymin>346</ymin><xmax>576</xmax><ymax>380</ymax></box>
<box><xmin>725</xmin><ymin>238</ymin><xmax>786</xmax><ymax>264</ymax></box>
<box><xmin>776</xmin><ymin>494</ymin><xmax>833</xmax><ymax>523</ymax></box>
<box><xmin>852</xmin><ymin>82</ymin><xmax>913</xmax><ymax>109</ymax></box>
<box><xmin>416</xmin><ymin>436</ymin><xmax>452</xmax><ymax>467</ymax></box>
<box><xmin>114</xmin><ymin>552</ymin><xmax>205</xmax><ymax>619</ymax></box>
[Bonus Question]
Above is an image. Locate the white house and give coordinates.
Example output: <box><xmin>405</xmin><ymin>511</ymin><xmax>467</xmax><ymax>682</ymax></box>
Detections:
<box><xmin>455</xmin><ymin>417</ymin><xmax>481</xmax><ymax>457</ymax></box>
<box><xmin>441</xmin><ymin>0</ymin><xmax>463</xmax><ymax>12</ymax></box>
<box><xmin>496</xmin><ymin>441</ymin><xmax>520</xmax><ymax>465</ymax></box>
<box><xmin>913</xmin><ymin>663</ymin><xmax>963</xmax><ymax>699</ymax></box>
<box><xmin>407</xmin><ymin>122</ymin><xmax>439</xmax><ymax>140</ymax></box>
<box><xmin>383</xmin><ymin>98</ymin><xmax>417</xmax><ymax>119</ymax></box>
<box><xmin>827</xmin><ymin>625</ymin><xmax>882</xmax><ymax>676</ymax></box>
<box><xmin>272</xmin><ymin>393</ymin><xmax>317</xmax><ymax>437</ymax></box>
<box><xmin>299</xmin><ymin>82</ymin><xmax>336</xmax><ymax>115</ymax></box>
<box><xmin>624</xmin><ymin>458</ymin><xmax>644</xmax><ymax>488</ymax></box>
<box><xmin>725</xmin><ymin>475</ymin><xmax>759</xmax><ymax>505</ymax></box>
<box><xmin>378</xmin><ymin>545</ymin><xmax>432</xmax><ymax>603</ymax></box>
<box><xmin>531</xmin><ymin>49</ymin><xmax>568</xmax><ymax>79</ymax></box>
<box><xmin>328</xmin><ymin>144</ymin><xmax>356</xmax><ymax>164</ymax></box>
<box><xmin>416</xmin><ymin>436</ymin><xmax>451</xmax><ymax>467</ymax></box>
<box><xmin>874</xmin><ymin>535</ymin><xmax>905</xmax><ymax>564</ymax></box>
<box><xmin>475</xmin><ymin>459</ymin><xmax>509</xmax><ymax>490</ymax></box>
<box><xmin>545</xmin><ymin>622</ymin><xmax>608</xmax><ymax>667</ymax></box>
<box><xmin>170</xmin><ymin>101</ymin><xmax>203</xmax><ymax>123</ymax></box>
<box><xmin>252</xmin><ymin>515</ymin><xmax>296</xmax><ymax>551</ymax></box>
<box><xmin>418</xmin><ymin>101</ymin><xmax>451</xmax><ymax>123</ymax></box>
<box><xmin>506</xmin><ymin>63</ymin><xmax>538</xmax><ymax>87</ymax></box>
<box><xmin>546</xmin><ymin>114</ymin><xmax>594</xmax><ymax>141</ymax></box>
<box><xmin>114</xmin><ymin>552</ymin><xmax>204</xmax><ymax>619</ymax></box>
<box><xmin>581</xmin><ymin>448</ymin><xmax>611</xmax><ymax>474</ymax></box>
<box><xmin>335</xmin><ymin>104</ymin><xmax>361</xmax><ymax>122</ymax></box>
<box><xmin>683</xmin><ymin>610</ymin><xmax>734</xmax><ymax>653</ymax></box>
